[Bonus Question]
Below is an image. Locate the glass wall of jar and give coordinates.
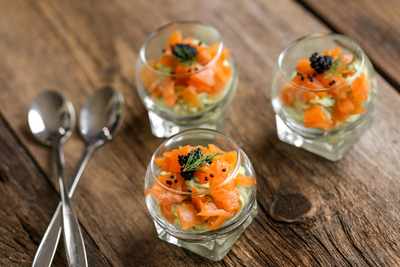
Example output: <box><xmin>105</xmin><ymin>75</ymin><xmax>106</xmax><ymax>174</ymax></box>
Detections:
<box><xmin>271</xmin><ymin>33</ymin><xmax>377</xmax><ymax>161</ymax></box>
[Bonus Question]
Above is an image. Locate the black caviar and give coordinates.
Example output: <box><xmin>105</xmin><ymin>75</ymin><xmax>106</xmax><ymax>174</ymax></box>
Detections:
<box><xmin>310</xmin><ymin>52</ymin><xmax>332</xmax><ymax>74</ymax></box>
<box><xmin>178</xmin><ymin>148</ymin><xmax>203</xmax><ymax>181</ymax></box>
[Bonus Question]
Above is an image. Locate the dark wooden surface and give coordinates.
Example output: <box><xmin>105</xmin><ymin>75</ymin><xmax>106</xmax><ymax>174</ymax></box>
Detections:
<box><xmin>0</xmin><ymin>0</ymin><xmax>400</xmax><ymax>266</ymax></box>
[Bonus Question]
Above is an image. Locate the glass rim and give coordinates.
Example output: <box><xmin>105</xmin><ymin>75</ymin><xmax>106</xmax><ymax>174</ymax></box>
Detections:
<box><xmin>139</xmin><ymin>21</ymin><xmax>224</xmax><ymax>78</ymax></box>
<box><xmin>150</xmin><ymin>128</ymin><xmax>241</xmax><ymax>196</ymax></box>
<box><xmin>278</xmin><ymin>33</ymin><xmax>365</xmax><ymax>92</ymax></box>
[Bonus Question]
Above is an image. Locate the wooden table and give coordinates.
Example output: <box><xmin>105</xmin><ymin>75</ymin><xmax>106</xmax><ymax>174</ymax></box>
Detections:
<box><xmin>1</xmin><ymin>0</ymin><xmax>400</xmax><ymax>266</ymax></box>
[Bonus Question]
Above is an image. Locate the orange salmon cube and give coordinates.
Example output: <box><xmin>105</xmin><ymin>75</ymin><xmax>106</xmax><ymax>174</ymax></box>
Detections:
<box><xmin>280</xmin><ymin>85</ymin><xmax>298</xmax><ymax>106</ymax></box>
<box><xmin>160</xmin><ymin>202</ymin><xmax>173</xmax><ymax>224</ymax></box>
<box><xmin>177</xmin><ymin>204</ymin><xmax>199</xmax><ymax>230</ymax></box>
<box><xmin>337</xmin><ymin>98</ymin><xmax>355</xmax><ymax>113</ymax></box>
<box><xmin>350</xmin><ymin>76</ymin><xmax>368</xmax><ymax>103</ymax></box>
<box><xmin>303</xmin><ymin>105</ymin><xmax>333</xmax><ymax>130</ymax></box>
<box><xmin>181</xmin><ymin>86</ymin><xmax>204</xmax><ymax>109</ymax></box>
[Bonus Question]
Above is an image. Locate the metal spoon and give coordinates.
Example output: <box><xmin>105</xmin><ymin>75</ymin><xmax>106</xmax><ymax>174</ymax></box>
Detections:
<box><xmin>28</xmin><ymin>91</ymin><xmax>87</xmax><ymax>267</ymax></box>
<box><xmin>31</xmin><ymin>86</ymin><xmax>124</xmax><ymax>267</ymax></box>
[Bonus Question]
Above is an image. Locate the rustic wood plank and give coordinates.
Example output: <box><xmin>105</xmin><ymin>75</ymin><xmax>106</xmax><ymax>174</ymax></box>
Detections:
<box><xmin>0</xmin><ymin>116</ymin><xmax>112</xmax><ymax>267</ymax></box>
<box><xmin>298</xmin><ymin>0</ymin><xmax>400</xmax><ymax>91</ymax></box>
<box><xmin>0</xmin><ymin>0</ymin><xmax>399</xmax><ymax>266</ymax></box>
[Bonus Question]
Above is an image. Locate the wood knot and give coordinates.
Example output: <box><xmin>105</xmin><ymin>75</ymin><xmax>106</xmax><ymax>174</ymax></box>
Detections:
<box><xmin>269</xmin><ymin>193</ymin><xmax>315</xmax><ymax>223</ymax></box>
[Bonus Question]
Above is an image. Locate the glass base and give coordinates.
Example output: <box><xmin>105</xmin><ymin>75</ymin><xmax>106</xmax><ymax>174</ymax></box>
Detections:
<box><xmin>148</xmin><ymin>110</ymin><xmax>227</xmax><ymax>138</ymax></box>
<box><xmin>275</xmin><ymin>114</ymin><xmax>374</xmax><ymax>161</ymax></box>
<box><xmin>154</xmin><ymin>202</ymin><xmax>258</xmax><ymax>261</ymax></box>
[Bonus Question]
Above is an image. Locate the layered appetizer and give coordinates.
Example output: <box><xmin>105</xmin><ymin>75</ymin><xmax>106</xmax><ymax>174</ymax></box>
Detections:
<box><xmin>280</xmin><ymin>47</ymin><xmax>371</xmax><ymax>130</ymax></box>
<box><xmin>146</xmin><ymin>144</ymin><xmax>254</xmax><ymax>231</ymax></box>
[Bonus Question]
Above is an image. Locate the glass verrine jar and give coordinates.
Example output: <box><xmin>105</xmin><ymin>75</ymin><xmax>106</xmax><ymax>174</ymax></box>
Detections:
<box><xmin>271</xmin><ymin>33</ymin><xmax>377</xmax><ymax>161</ymax></box>
<box><xmin>136</xmin><ymin>21</ymin><xmax>238</xmax><ymax>138</ymax></box>
<box><xmin>144</xmin><ymin>129</ymin><xmax>257</xmax><ymax>261</ymax></box>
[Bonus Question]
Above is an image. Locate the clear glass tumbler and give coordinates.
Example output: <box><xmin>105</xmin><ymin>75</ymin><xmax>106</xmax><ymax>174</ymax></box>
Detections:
<box><xmin>136</xmin><ymin>21</ymin><xmax>238</xmax><ymax>138</ymax></box>
<box><xmin>144</xmin><ymin>129</ymin><xmax>257</xmax><ymax>261</ymax></box>
<box><xmin>271</xmin><ymin>33</ymin><xmax>377</xmax><ymax>161</ymax></box>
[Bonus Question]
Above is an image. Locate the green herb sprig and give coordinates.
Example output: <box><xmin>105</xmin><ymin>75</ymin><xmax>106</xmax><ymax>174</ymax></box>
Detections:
<box><xmin>324</xmin><ymin>49</ymin><xmax>360</xmax><ymax>79</ymax></box>
<box><xmin>172</xmin><ymin>44</ymin><xmax>197</xmax><ymax>61</ymax></box>
<box><xmin>182</xmin><ymin>148</ymin><xmax>221</xmax><ymax>173</ymax></box>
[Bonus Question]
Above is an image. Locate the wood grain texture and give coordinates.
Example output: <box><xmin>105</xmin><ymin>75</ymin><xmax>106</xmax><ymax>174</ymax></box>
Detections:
<box><xmin>0</xmin><ymin>0</ymin><xmax>399</xmax><ymax>266</ymax></box>
<box><xmin>298</xmin><ymin>0</ymin><xmax>400</xmax><ymax>91</ymax></box>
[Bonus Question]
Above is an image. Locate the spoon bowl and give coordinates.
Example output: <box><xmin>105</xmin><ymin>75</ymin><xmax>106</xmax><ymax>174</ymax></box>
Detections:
<box><xmin>79</xmin><ymin>85</ymin><xmax>124</xmax><ymax>143</ymax></box>
<box><xmin>28</xmin><ymin>91</ymin><xmax>75</xmax><ymax>145</ymax></box>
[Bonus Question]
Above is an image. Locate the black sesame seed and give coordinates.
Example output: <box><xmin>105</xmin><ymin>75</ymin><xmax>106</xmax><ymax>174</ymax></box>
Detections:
<box><xmin>222</xmin><ymin>168</ymin><xmax>226</xmax><ymax>172</ymax></box>
<box><xmin>170</xmin><ymin>71</ymin><xmax>176</xmax><ymax>75</ymax></box>
<box><xmin>332</xmin><ymin>80</ymin><xmax>336</xmax><ymax>84</ymax></box>
<box><xmin>170</xmin><ymin>175</ymin><xmax>175</xmax><ymax>178</ymax></box>
<box><xmin>308</xmin><ymin>75</ymin><xmax>314</xmax><ymax>82</ymax></box>
<box><xmin>188</xmin><ymin>69</ymin><xmax>191</xmax><ymax>73</ymax></box>
<box><xmin>301</xmin><ymin>76</ymin><xmax>305</xmax><ymax>81</ymax></box>
<box><xmin>188</xmin><ymin>190</ymin><xmax>192</xmax><ymax>193</ymax></box>
<box><xmin>198</xmin><ymin>41</ymin><xmax>202</xmax><ymax>45</ymax></box>
<box><xmin>297</xmin><ymin>72</ymin><xmax>302</xmax><ymax>76</ymax></box>
<box><xmin>166</xmin><ymin>180</ymin><xmax>173</xmax><ymax>185</ymax></box>
<box><xmin>210</xmin><ymin>173</ymin><xmax>214</xmax><ymax>178</ymax></box>
<box><xmin>162</xmin><ymin>49</ymin><xmax>166</xmax><ymax>53</ymax></box>
<box><xmin>174</xmin><ymin>179</ymin><xmax>178</xmax><ymax>183</ymax></box>
<box><xmin>205</xmin><ymin>177</ymin><xmax>208</xmax><ymax>181</ymax></box>
<box><xmin>195</xmin><ymin>67</ymin><xmax>198</xmax><ymax>71</ymax></box>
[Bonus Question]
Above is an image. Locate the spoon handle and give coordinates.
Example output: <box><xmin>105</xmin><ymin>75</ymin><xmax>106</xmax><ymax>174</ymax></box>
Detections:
<box><xmin>55</xmin><ymin>143</ymin><xmax>88</xmax><ymax>267</ymax></box>
<box><xmin>32</xmin><ymin>142</ymin><xmax>100</xmax><ymax>267</ymax></box>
